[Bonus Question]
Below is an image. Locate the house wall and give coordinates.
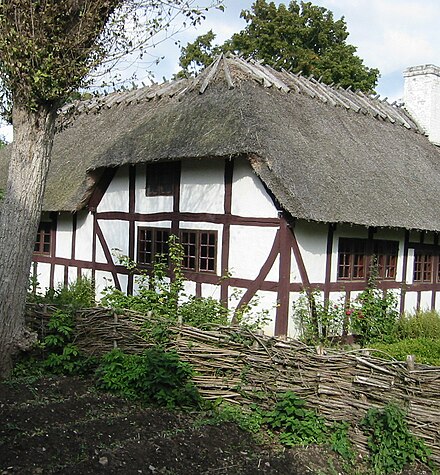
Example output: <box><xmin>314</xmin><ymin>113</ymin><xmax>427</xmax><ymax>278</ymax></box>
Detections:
<box><xmin>32</xmin><ymin>157</ymin><xmax>440</xmax><ymax>337</ymax></box>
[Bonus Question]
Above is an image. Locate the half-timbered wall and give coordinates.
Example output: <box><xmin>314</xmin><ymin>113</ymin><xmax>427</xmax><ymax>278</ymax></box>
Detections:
<box><xmin>32</xmin><ymin>157</ymin><xmax>440</xmax><ymax>337</ymax></box>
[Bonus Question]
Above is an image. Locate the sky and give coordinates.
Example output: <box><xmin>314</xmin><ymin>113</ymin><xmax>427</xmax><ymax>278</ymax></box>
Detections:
<box><xmin>2</xmin><ymin>0</ymin><xmax>440</xmax><ymax>141</ymax></box>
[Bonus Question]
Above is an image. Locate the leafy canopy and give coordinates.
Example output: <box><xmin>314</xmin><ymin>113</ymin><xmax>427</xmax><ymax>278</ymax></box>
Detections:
<box><xmin>179</xmin><ymin>0</ymin><xmax>379</xmax><ymax>92</ymax></box>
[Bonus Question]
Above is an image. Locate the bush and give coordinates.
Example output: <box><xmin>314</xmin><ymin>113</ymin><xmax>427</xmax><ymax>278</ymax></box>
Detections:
<box><xmin>178</xmin><ymin>296</ymin><xmax>228</xmax><ymax>328</ymax></box>
<box><xmin>95</xmin><ymin>348</ymin><xmax>201</xmax><ymax>409</ymax></box>
<box><xmin>263</xmin><ymin>391</ymin><xmax>328</xmax><ymax>446</ymax></box>
<box><xmin>396</xmin><ymin>310</ymin><xmax>440</xmax><ymax>340</ymax></box>
<box><xmin>370</xmin><ymin>338</ymin><xmax>440</xmax><ymax>366</ymax></box>
<box><xmin>29</xmin><ymin>276</ymin><xmax>95</xmax><ymax>310</ymax></box>
<box><xmin>360</xmin><ymin>403</ymin><xmax>432</xmax><ymax>474</ymax></box>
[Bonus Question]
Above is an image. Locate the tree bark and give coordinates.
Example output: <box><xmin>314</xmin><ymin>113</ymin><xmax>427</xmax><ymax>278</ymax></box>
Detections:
<box><xmin>0</xmin><ymin>103</ymin><xmax>56</xmax><ymax>378</ymax></box>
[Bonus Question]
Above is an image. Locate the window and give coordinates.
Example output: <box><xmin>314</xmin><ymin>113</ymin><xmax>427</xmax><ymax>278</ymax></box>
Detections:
<box><xmin>414</xmin><ymin>251</ymin><xmax>433</xmax><ymax>283</ymax></box>
<box><xmin>337</xmin><ymin>238</ymin><xmax>366</xmax><ymax>280</ymax></box>
<box><xmin>145</xmin><ymin>162</ymin><xmax>179</xmax><ymax>197</ymax></box>
<box><xmin>181</xmin><ymin>230</ymin><xmax>217</xmax><ymax>273</ymax></box>
<box><xmin>374</xmin><ymin>240</ymin><xmax>398</xmax><ymax>280</ymax></box>
<box><xmin>137</xmin><ymin>228</ymin><xmax>170</xmax><ymax>265</ymax></box>
<box><xmin>137</xmin><ymin>227</ymin><xmax>217</xmax><ymax>273</ymax></box>
<box><xmin>34</xmin><ymin>222</ymin><xmax>52</xmax><ymax>255</ymax></box>
<box><xmin>337</xmin><ymin>238</ymin><xmax>398</xmax><ymax>281</ymax></box>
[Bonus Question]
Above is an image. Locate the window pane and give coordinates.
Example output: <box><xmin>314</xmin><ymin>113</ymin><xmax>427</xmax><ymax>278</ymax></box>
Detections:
<box><xmin>199</xmin><ymin>232</ymin><xmax>216</xmax><ymax>272</ymax></box>
<box><xmin>181</xmin><ymin>231</ymin><xmax>197</xmax><ymax>270</ymax></box>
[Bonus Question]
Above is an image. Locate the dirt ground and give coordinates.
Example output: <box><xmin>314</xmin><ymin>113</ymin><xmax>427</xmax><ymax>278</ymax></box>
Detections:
<box><xmin>0</xmin><ymin>375</ymin><xmax>434</xmax><ymax>475</ymax></box>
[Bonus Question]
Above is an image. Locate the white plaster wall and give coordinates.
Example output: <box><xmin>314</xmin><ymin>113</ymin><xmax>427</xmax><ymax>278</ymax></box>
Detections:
<box><xmin>35</xmin><ymin>263</ymin><xmax>51</xmax><ymax>291</ymax></box>
<box><xmin>98</xmin><ymin>166</ymin><xmax>130</xmax><ymax>213</ymax></box>
<box><xmin>95</xmin><ymin>240</ymin><xmax>106</xmax><ymax>265</ymax></box>
<box><xmin>404</xmin><ymin>292</ymin><xmax>418</xmax><ymax>314</ymax></box>
<box><xmin>75</xmin><ymin>212</ymin><xmax>94</xmax><ymax>261</ymax></box>
<box><xmin>295</xmin><ymin>221</ymin><xmax>327</xmax><ymax>283</ymax></box>
<box><xmin>404</xmin><ymin>65</ymin><xmax>440</xmax><ymax>145</ymax></box>
<box><xmin>290</xmin><ymin>249</ymin><xmax>302</xmax><ymax>284</ymax></box>
<box><xmin>56</xmin><ymin>215</ymin><xmax>73</xmax><ymax>259</ymax></box>
<box><xmin>95</xmin><ymin>270</ymin><xmax>116</xmax><ymax>298</ymax></box>
<box><xmin>288</xmin><ymin>291</ymin><xmax>302</xmax><ymax>338</ymax></box>
<box><xmin>53</xmin><ymin>265</ymin><xmax>65</xmax><ymax>288</ymax></box>
<box><xmin>266</xmin><ymin>255</ymin><xmax>280</xmax><ymax>282</ymax></box>
<box><xmin>180</xmin><ymin>160</ymin><xmax>224</xmax><ymax>214</ymax></box>
<box><xmin>68</xmin><ymin>267</ymin><xmax>78</xmax><ymax>283</ymax></box>
<box><xmin>183</xmin><ymin>281</ymin><xmax>196</xmax><ymax>299</ymax></box>
<box><xmin>135</xmin><ymin>164</ymin><xmax>173</xmax><ymax>214</ymax></box>
<box><xmin>231</xmin><ymin>159</ymin><xmax>278</xmax><ymax>218</ymax></box>
<box><xmin>406</xmin><ymin>249</ymin><xmax>415</xmax><ymax>284</ymax></box>
<box><xmin>419</xmin><ymin>291</ymin><xmax>432</xmax><ymax>311</ymax></box>
<box><xmin>98</xmin><ymin>220</ymin><xmax>130</xmax><ymax>263</ymax></box>
<box><xmin>229</xmin><ymin>225</ymin><xmax>278</xmax><ymax>280</ymax></box>
<box><xmin>201</xmin><ymin>283</ymin><xmax>221</xmax><ymax>300</ymax></box>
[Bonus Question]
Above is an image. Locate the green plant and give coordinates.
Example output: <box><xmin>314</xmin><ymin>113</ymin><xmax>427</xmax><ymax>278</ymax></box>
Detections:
<box><xmin>370</xmin><ymin>338</ymin><xmax>440</xmax><ymax>366</ymax></box>
<box><xmin>329</xmin><ymin>421</ymin><xmax>355</xmax><ymax>462</ymax></box>
<box><xmin>292</xmin><ymin>290</ymin><xmax>344</xmax><ymax>344</ymax></box>
<box><xmin>396</xmin><ymin>310</ymin><xmax>440</xmax><ymax>340</ymax></box>
<box><xmin>360</xmin><ymin>403</ymin><xmax>432</xmax><ymax>474</ymax></box>
<box><xmin>95</xmin><ymin>348</ymin><xmax>201</xmax><ymax>409</ymax></box>
<box><xmin>263</xmin><ymin>391</ymin><xmax>327</xmax><ymax>446</ymax></box>
<box><xmin>101</xmin><ymin>237</ymin><xmax>184</xmax><ymax>320</ymax></box>
<box><xmin>199</xmin><ymin>401</ymin><xmax>264</xmax><ymax>435</ymax></box>
<box><xmin>348</xmin><ymin>287</ymin><xmax>399</xmax><ymax>345</ymax></box>
<box><xmin>42</xmin><ymin>308</ymin><xmax>96</xmax><ymax>375</ymax></box>
<box><xmin>178</xmin><ymin>296</ymin><xmax>228</xmax><ymax>328</ymax></box>
<box><xmin>28</xmin><ymin>276</ymin><xmax>95</xmax><ymax>309</ymax></box>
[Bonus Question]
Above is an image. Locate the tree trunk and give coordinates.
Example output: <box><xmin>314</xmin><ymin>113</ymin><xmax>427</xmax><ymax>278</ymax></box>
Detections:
<box><xmin>0</xmin><ymin>103</ymin><xmax>56</xmax><ymax>378</ymax></box>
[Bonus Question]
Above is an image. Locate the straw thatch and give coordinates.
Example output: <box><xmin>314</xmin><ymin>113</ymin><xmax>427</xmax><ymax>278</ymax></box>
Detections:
<box><xmin>1</xmin><ymin>55</ymin><xmax>440</xmax><ymax>231</ymax></box>
<box><xmin>26</xmin><ymin>304</ymin><xmax>440</xmax><ymax>465</ymax></box>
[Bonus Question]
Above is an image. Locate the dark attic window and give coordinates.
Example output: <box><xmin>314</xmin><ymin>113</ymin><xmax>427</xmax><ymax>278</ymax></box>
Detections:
<box><xmin>34</xmin><ymin>222</ymin><xmax>52</xmax><ymax>255</ymax></box>
<box><xmin>145</xmin><ymin>162</ymin><xmax>179</xmax><ymax>197</ymax></box>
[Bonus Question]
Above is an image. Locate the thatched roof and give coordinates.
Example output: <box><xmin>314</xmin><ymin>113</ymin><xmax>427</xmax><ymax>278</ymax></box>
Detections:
<box><xmin>1</xmin><ymin>54</ymin><xmax>440</xmax><ymax>231</ymax></box>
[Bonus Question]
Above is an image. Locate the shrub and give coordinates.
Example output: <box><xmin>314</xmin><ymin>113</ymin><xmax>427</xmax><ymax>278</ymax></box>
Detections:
<box><xmin>370</xmin><ymin>338</ymin><xmax>440</xmax><ymax>366</ymax></box>
<box><xmin>360</xmin><ymin>403</ymin><xmax>432</xmax><ymax>474</ymax></box>
<box><xmin>292</xmin><ymin>290</ymin><xmax>344</xmax><ymax>344</ymax></box>
<box><xmin>396</xmin><ymin>310</ymin><xmax>440</xmax><ymax>340</ymax></box>
<box><xmin>178</xmin><ymin>296</ymin><xmax>228</xmax><ymax>328</ymax></box>
<box><xmin>29</xmin><ymin>276</ymin><xmax>95</xmax><ymax>310</ymax></box>
<box><xmin>263</xmin><ymin>391</ymin><xmax>328</xmax><ymax>446</ymax></box>
<box><xmin>95</xmin><ymin>348</ymin><xmax>201</xmax><ymax>409</ymax></box>
<box><xmin>42</xmin><ymin>309</ymin><xmax>96</xmax><ymax>375</ymax></box>
<box><xmin>348</xmin><ymin>287</ymin><xmax>399</xmax><ymax>345</ymax></box>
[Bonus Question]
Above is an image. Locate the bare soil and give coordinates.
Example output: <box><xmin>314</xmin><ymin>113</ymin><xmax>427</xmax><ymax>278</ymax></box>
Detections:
<box><xmin>0</xmin><ymin>375</ymin><xmax>433</xmax><ymax>475</ymax></box>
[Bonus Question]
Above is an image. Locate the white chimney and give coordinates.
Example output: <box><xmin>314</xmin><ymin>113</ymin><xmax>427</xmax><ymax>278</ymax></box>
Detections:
<box><xmin>403</xmin><ymin>64</ymin><xmax>440</xmax><ymax>146</ymax></box>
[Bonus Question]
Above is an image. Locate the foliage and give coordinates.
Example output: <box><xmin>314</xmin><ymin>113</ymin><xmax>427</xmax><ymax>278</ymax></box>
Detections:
<box><xmin>370</xmin><ymin>338</ymin><xmax>440</xmax><ymax>366</ymax></box>
<box><xmin>292</xmin><ymin>289</ymin><xmax>344</xmax><ymax>344</ymax></box>
<box><xmin>199</xmin><ymin>401</ymin><xmax>264</xmax><ymax>435</ymax></box>
<box><xmin>348</xmin><ymin>287</ymin><xmax>399</xmax><ymax>345</ymax></box>
<box><xmin>179</xmin><ymin>0</ymin><xmax>379</xmax><ymax>92</ymax></box>
<box><xmin>42</xmin><ymin>308</ymin><xmax>96</xmax><ymax>375</ymax></box>
<box><xmin>263</xmin><ymin>391</ymin><xmax>327</xmax><ymax>446</ymax></box>
<box><xmin>102</xmin><ymin>237</ymin><xmax>184</xmax><ymax>319</ymax></box>
<box><xmin>293</xmin><ymin>281</ymin><xmax>399</xmax><ymax>346</ymax></box>
<box><xmin>396</xmin><ymin>310</ymin><xmax>440</xmax><ymax>340</ymax></box>
<box><xmin>178</xmin><ymin>295</ymin><xmax>229</xmax><ymax>328</ymax></box>
<box><xmin>102</xmin><ymin>237</ymin><xmax>270</xmax><ymax>338</ymax></box>
<box><xmin>95</xmin><ymin>347</ymin><xmax>201</xmax><ymax>408</ymax></box>
<box><xmin>360</xmin><ymin>403</ymin><xmax>432</xmax><ymax>474</ymax></box>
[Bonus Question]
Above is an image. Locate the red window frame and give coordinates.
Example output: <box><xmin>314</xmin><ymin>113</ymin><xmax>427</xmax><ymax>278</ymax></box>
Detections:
<box><xmin>34</xmin><ymin>222</ymin><xmax>52</xmax><ymax>256</ymax></box>
<box><xmin>137</xmin><ymin>227</ymin><xmax>217</xmax><ymax>273</ymax></box>
<box><xmin>414</xmin><ymin>251</ymin><xmax>433</xmax><ymax>283</ymax></box>
<box><xmin>137</xmin><ymin>228</ymin><xmax>170</xmax><ymax>265</ymax></box>
<box><xmin>337</xmin><ymin>238</ymin><xmax>399</xmax><ymax>281</ymax></box>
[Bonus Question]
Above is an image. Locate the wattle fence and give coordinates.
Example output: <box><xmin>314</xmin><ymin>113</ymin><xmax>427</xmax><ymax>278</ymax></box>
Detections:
<box><xmin>26</xmin><ymin>304</ymin><xmax>440</xmax><ymax>465</ymax></box>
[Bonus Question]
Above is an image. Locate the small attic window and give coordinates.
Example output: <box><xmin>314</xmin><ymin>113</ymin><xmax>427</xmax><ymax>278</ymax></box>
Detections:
<box><xmin>34</xmin><ymin>222</ymin><xmax>52</xmax><ymax>256</ymax></box>
<box><xmin>146</xmin><ymin>162</ymin><xmax>179</xmax><ymax>197</ymax></box>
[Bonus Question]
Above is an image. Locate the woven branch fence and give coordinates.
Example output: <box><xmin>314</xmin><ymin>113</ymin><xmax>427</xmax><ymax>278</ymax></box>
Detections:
<box><xmin>26</xmin><ymin>304</ymin><xmax>440</xmax><ymax>465</ymax></box>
